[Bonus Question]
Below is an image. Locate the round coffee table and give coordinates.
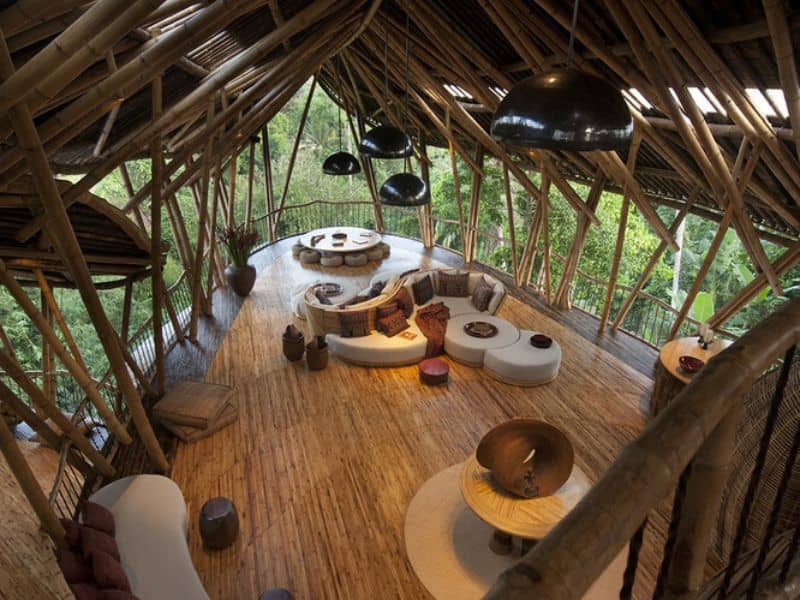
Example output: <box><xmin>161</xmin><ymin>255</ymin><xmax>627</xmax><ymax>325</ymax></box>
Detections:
<box><xmin>299</xmin><ymin>227</ymin><xmax>380</xmax><ymax>253</ymax></box>
<box><xmin>444</xmin><ymin>313</ymin><xmax>520</xmax><ymax>366</ymax></box>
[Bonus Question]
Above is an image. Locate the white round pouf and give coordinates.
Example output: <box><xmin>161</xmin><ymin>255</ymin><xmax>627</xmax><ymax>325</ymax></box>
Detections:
<box><xmin>484</xmin><ymin>330</ymin><xmax>562</xmax><ymax>386</ymax></box>
<box><xmin>404</xmin><ymin>464</ymin><xmax>628</xmax><ymax>600</ymax></box>
<box><xmin>344</xmin><ymin>252</ymin><xmax>368</xmax><ymax>267</ymax></box>
<box><xmin>320</xmin><ymin>253</ymin><xmax>344</xmax><ymax>267</ymax></box>
<box><xmin>444</xmin><ymin>313</ymin><xmax>519</xmax><ymax>367</ymax></box>
<box><xmin>366</xmin><ymin>246</ymin><xmax>384</xmax><ymax>261</ymax></box>
<box><xmin>299</xmin><ymin>249</ymin><xmax>321</xmax><ymax>264</ymax></box>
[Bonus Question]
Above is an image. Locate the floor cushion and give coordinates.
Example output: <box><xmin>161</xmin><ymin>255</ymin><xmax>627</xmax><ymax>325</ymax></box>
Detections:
<box><xmin>444</xmin><ymin>314</ymin><xmax>520</xmax><ymax>366</ymax></box>
<box><xmin>299</xmin><ymin>249</ymin><xmax>320</xmax><ymax>264</ymax></box>
<box><xmin>366</xmin><ymin>247</ymin><xmax>384</xmax><ymax>261</ymax></box>
<box><xmin>344</xmin><ymin>252</ymin><xmax>368</xmax><ymax>266</ymax></box>
<box><xmin>320</xmin><ymin>254</ymin><xmax>344</xmax><ymax>267</ymax></box>
<box><xmin>484</xmin><ymin>330</ymin><xmax>562</xmax><ymax>386</ymax></box>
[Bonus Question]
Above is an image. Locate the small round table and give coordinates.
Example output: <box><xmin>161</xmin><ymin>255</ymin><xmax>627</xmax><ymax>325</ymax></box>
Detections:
<box><xmin>419</xmin><ymin>358</ymin><xmax>449</xmax><ymax>385</ymax></box>
<box><xmin>444</xmin><ymin>313</ymin><xmax>520</xmax><ymax>367</ymax></box>
<box><xmin>199</xmin><ymin>497</ymin><xmax>239</xmax><ymax>550</ymax></box>
<box><xmin>650</xmin><ymin>336</ymin><xmax>732</xmax><ymax>416</ymax></box>
<box><xmin>299</xmin><ymin>227</ymin><xmax>380</xmax><ymax>253</ymax></box>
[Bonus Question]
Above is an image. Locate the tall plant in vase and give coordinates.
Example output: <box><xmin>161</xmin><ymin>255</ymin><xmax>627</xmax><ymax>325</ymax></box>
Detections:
<box><xmin>217</xmin><ymin>224</ymin><xmax>260</xmax><ymax>296</ymax></box>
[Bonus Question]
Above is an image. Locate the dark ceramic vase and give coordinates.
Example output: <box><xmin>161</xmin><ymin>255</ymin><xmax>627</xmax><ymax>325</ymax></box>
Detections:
<box><xmin>282</xmin><ymin>334</ymin><xmax>305</xmax><ymax>362</ymax></box>
<box><xmin>225</xmin><ymin>264</ymin><xmax>256</xmax><ymax>296</ymax></box>
<box><xmin>305</xmin><ymin>339</ymin><xmax>328</xmax><ymax>370</ymax></box>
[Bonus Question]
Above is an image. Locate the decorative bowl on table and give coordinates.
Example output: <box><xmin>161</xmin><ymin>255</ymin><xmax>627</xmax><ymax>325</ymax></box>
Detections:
<box><xmin>313</xmin><ymin>282</ymin><xmax>342</xmax><ymax>297</ymax></box>
<box><xmin>529</xmin><ymin>334</ymin><xmax>553</xmax><ymax>348</ymax></box>
<box><xmin>331</xmin><ymin>232</ymin><xmax>348</xmax><ymax>240</ymax></box>
<box><xmin>476</xmin><ymin>419</ymin><xmax>574</xmax><ymax>499</ymax></box>
<box><xmin>464</xmin><ymin>321</ymin><xmax>498</xmax><ymax>338</ymax></box>
<box><xmin>678</xmin><ymin>355</ymin><xmax>705</xmax><ymax>374</ymax></box>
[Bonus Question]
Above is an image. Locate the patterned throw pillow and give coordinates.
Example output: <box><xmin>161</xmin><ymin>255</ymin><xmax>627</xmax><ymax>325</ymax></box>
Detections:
<box><xmin>394</xmin><ymin>286</ymin><xmax>414</xmax><ymax>317</ymax></box>
<box><xmin>471</xmin><ymin>276</ymin><xmax>495</xmax><ymax>312</ymax></box>
<box><xmin>437</xmin><ymin>271</ymin><xmax>470</xmax><ymax>297</ymax></box>
<box><xmin>412</xmin><ymin>275</ymin><xmax>434</xmax><ymax>305</ymax></box>
<box><xmin>377</xmin><ymin>301</ymin><xmax>399</xmax><ymax>319</ymax></box>
<box><xmin>377</xmin><ymin>310</ymin><xmax>410</xmax><ymax>337</ymax></box>
<box><xmin>339</xmin><ymin>309</ymin><xmax>370</xmax><ymax>337</ymax></box>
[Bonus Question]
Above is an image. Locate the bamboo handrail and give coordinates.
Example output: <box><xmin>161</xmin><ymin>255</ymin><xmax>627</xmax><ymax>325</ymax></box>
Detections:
<box><xmin>486</xmin><ymin>297</ymin><xmax>800</xmax><ymax>599</ymax></box>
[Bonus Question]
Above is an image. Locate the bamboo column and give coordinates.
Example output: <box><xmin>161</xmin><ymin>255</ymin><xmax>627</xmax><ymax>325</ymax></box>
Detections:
<box><xmin>227</xmin><ymin>148</ymin><xmax>238</xmax><ymax>227</ymax></box>
<box><xmin>260</xmin><ymin>125</ymin><xmax>275</xmax><ymax>240</ymax></box>
<box><xmin>0</xmin><ymin>411</ymin><xmax>65</xmax><ymax>546</ymax></box>
<box><xmin>0</xmin><ymin>32</ymin><xmax>168</xmax><ymax>472</ymax></box>
<box><xmin>419</xmin><ymin>141</ymin><xmax>434</xmax><ymax>248</ymax></box>
<box><xmin>245</xmin><ymin>136</ymin><xmax>256</xmax><ymax>225</ymax></box>
<box><xmin>540</xmin><ymin>176</ymin><xmax>552</xmax><ymax>303</ymax></box>
<box><xmin>150</xmin><ymin>75</ymin><xmax>165</xmax><ymax>396</ymax></box>
<box><xmin>0</xmin><ymin>377</ymin><xmax>62</xmax><ymax>449</ymax></box>
<box><xmin>445</xmin><ymin>111</ymin><xmax>467</xmax><ymax>255</ymax></box>
<box><xmin>465</xmin><ymin>147</ymin><xmax>485</xmax><ymax>263</ymax></box>
<box><xmin>40</xmin><ymin>290</ymin><xmax>55</xmax><ymax>406</ymax></box>
<box><xmin>205</xmin><ymin>153</ymin><xmax>224</xmax><ymax>313</ymax></box>
<box><xmin>502</xmin><ymin>165</ymin><xmax>520</xmax><ymax>285</ymax></box>
<box><xmin>34</xmin><ymin>270</ymin><xmax>88</xmax><ymax>373</ymax></box>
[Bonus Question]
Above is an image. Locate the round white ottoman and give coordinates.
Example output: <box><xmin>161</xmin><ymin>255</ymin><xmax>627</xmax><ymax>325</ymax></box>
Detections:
<box><xmin>366</xmin><ymin>246</ymin><xmax>384</xmax><ymax>261</ymax></box>
<box><xmin>299</xmin><ymin>249</ymin><xmax>321</xmax><ymax>264</ymax></box>
<box><xmin>379</xmin><ymin>242</ymin><xmax>391</xmax><ymax>258</ymax></box>
<box><xmin>484</xmin><ymin>330</ymin><xmax>562</xmax><ymax>386</ymax></box>
<box><xmin>320</xmin><ymin>253</ymin><xmax>344</xmax><ymax>267</ymax></box>
<box><xmin>444</xmin><ymin>313</ymin><xmax>519</xmax><ymax>367</ymax></box>
<box><xmin>344</xmin><ymin>252</ymin><xmax>368</xmax><ymax>267</ymax></box>
<box><xmin>291</xmin><ymin>242</ymin><xmax>304</xmax><ymax>258</ymax></box>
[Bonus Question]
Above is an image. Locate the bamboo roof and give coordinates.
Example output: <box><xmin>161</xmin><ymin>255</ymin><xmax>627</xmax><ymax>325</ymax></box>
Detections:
<box><xmin>0</xmin><ymin>0</ymin><xmax>799</xmax><ymax>247</ymax></box>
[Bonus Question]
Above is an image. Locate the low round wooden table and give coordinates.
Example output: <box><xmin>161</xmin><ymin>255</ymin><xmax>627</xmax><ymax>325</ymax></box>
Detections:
<box><xmin>459</xmin><ymin>453</ymin><xmax>590</xmax><ymax>555</ymax></box>
<box><xmin>651</xmin><ymin>336</ymin><xmax>732</xmax><ymax>416</ymax></box>
<box><xmin>299</xmin><ymin>226</ymin><xmax>380</xmax><ymax>253</ymax></box>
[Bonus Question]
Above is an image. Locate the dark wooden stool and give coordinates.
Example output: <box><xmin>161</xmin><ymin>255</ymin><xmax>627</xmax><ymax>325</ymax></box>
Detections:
<box><xmin>419</xmin><ymin>358</ymin><xmax>449</xmax><ymax>385</ymax></box>
<box><xmin>199</xmin><ymin>497</ymin><xmax>239</xmax><ymax>550</ymax></box>
<box><xmin>258</xmin><ymin>589</ymin><xmax>293</xmax><ymax>600</ymax></box>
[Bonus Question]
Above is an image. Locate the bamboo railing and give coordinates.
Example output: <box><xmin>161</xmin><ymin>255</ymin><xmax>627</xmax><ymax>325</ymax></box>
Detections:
<box><xmin>485</xmin><ymin>297</ymin><xmax>800</xmax><ymax>599</ymax></box>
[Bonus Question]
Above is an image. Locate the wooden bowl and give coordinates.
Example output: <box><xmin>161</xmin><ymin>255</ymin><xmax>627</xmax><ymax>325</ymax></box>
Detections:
<box><xmin>530</xmin><ymin>334</ymin><xmax>553</xmax><ymax>348</ymax></box>
<box><xmin>476</xmin><ymin>419</ymin><xmax>574</xmax><ymax>499</ymax></box>
<box><xmin>678</xmin><ymin>355</ymin><xmax>705</xmax><ymax>374</ymax></box>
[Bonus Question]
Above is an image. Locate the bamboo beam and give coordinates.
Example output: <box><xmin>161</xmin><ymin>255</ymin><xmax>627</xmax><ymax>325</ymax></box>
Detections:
<box><xmin>419</xmin><ymin>141</ymin><xmax>434</xmax><ymax>249</ymax></box>
<box><xmin>0</xmin><ymin>32</ymin><xmax>168</xmax><ymax>473</ymax></box>
<box><xmin>465</xmin><ymin>147</ymin><xmax>485</xmax><ymax>263</ymax></box>
<box><xmin>245</xmin><ymin>137</ymin><xmax>256</xmax><ymax>225</ymax></box>
<box><xmin>502</xmin><ymin>165</ymin><xmax>520</xmax><ymax>285</ymax></box>
<box><xmin>446</xmin><ymin>111</ymin><xmax>467</xmax><ymax>255</ymax></box>
<box><xmin>40</xmin><ymin>290</ymin><xmax>55</xmax><ymax>406</ymax></box>
<box><xmin>33</xmin><ymin>269</ymin><xmax>87</xmax><ymax>373</ymax></box>
<box><xmin>0</xmin><ymin>347</ymin><xmax>115</xmax><ymax>477</ymax></box>
<box><xmin>150</xmin><ymin>75</ymin><xmax>165</xmax><ymax>396</ymax></box>
<box><xmin>227</xmin><ymin>147</ymin><xmax>238</xmax><ymax>227</ymax></box>
<box><xmin>763</xmin><ymin>0</ymin><xmax>800</xmax><ymax>162</ymax></box>
<box><xmin>205</xmin><ymin>153</ymin><xmax>223</xmax><ymax>310</ymax></box>
<box><xmin>260</xmin><ymin>126</ymin><xmax>275</xmax><ymax>240</ymax></box>
<box><xmin>540</xmin><ymin>182</ymin><xmax>552</xmax><ymax>304</ymax></box>
<box><xmin>0</xmin><ymin>410</ymin><xmax>65</xmax><ymax>546</ymax></box>
<box><xmin>0</xmin><ymin>377</ymin><xmax>61</xmax><ymax>449</ymax></box>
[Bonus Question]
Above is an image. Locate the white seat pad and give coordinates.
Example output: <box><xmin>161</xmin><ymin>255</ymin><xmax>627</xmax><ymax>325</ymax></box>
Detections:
<box><xmin>327</xmin><ymin>321</ymin><xmax>427</xmax><ymax>366</ymax></box>
<box><xmin>89</xmin><ymin>475</ymin><xmax>208</xmax><ymax>600</ymax></box>
<box><xmin>484</xmin><ymin>330</ymin><xmax>562</xmax><ymax>385</ymax></box>
<box><xmin>444</xmin><ymin>313</ymin><xmax>519</xmax><ymax>366</ymax></box>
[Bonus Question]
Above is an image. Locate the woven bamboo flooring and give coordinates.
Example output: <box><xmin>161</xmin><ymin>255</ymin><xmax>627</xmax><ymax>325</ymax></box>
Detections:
<box><xmin>171</xmin><ymin>245</ymin><xmax>664</xmax><ymax>599</ymax></box>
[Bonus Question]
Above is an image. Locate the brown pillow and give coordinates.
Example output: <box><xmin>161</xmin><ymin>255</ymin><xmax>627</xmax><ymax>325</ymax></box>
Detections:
<box><xmin>99</xmin><ymin>591</ymin><xmax>140</xmax><ymax>600</ymax></box>
<box><xmin>57</xmin><ymin>548</ymin><xmax>92</xmax><ymax>583</ymax></box>
<box><xmin>394</xmin><ymin>287</ymin><xmax>414</xmax><ymax>318</ymax></box>
<box><xmin>70</xmin><ymin>583</ymin><xmax>100</xmax><ymax>600</ymax></box>
<box><xmin>377</xmin><ymin>301</ymin><xmax>399</xmax><ymax>319</ymax></box>
<box><xmin>437</xmin><ymin>271</ymin><xmax>470</xmax><ymax>297</ymax></box>
<box><xmin>61</xmin><ymin>518</ymin><xmax>82</xmax><ymax>549</ymax></box>
<box><xmin>81</xmin><ymin>527</ymin><xmax>120</xmax><ymax>562</ymax></box>
<box><xmin>83</xmin><ymin>502</ymin><xmax>115</xmax><ymax>536</ymax></box>
<box><xmin>368</xmin><ymin>281</ymin><xmax>385</xmax><ymax>297</ymax></box>
<box><xmin>314</xmin><ymin>289</ymin><xmax>332</xmax><ymax>305</ymax></box>
<box><xmin>377</xmin><ymin>310</ymin><xmax>410</xmax><ymax>337</ymax></box>
<box><xmin>472</xmin><ymin>276</ymin><xmax>494</xmax><ymax>312</ymax></box>
<box><xmin>91</xmin><ymin>551</ymin><xmax>131</xmax><ymax>592</ymax></box>
<box><xmin>412</xmin><ymin>275</ymin><xmax>434</xmax><ymax>305</ymax></box>
<box><xmin>338</xmin><ymin>309</ymin><xmax>370</xmax><ymax>338</ymax></box>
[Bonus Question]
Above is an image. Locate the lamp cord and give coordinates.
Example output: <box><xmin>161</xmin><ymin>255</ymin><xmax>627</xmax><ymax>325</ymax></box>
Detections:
<box><xmin>566</xmin><ymin>0</ymin><xmax>579</xmax><ymax>68</ymax></box>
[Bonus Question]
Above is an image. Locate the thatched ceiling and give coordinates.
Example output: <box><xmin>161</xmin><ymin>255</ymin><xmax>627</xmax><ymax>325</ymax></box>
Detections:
<box><xmin>1</xmin><ymin>0</ymin><xmax>799</xmax><ymax>244</ymax></box>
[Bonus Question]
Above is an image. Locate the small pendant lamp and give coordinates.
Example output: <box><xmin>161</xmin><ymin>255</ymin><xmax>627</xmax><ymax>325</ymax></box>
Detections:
<box><xmin>360</xmin><ymin>26</ymin><xmax>412</xmax><ymax>159</ymax></box>
<box><xmin>323</xmin><ymin>57</ymin><xmax>361</xmax><ymax>175</ymax></box>
<box><xmin>490</xmin><ymin>0</ymin><xmax>632</xmax><ymax>151</ymax></box>
<box><xmin>379</xmin><ymin>14</ymin><xmax>429</xmax><ymax>207</ymax></box>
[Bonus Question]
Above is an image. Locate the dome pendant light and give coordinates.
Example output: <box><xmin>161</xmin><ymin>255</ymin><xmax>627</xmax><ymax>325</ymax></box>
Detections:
<box><xmin>490</xmin><ymin>0</ymin><xmax>632</xmax><ymax>151</ymax></box>
<box><xmin>360</xmin><ymin>26</ymin><xmax>412</xmax><ymax>159</ymax></box>
<box><xmin>380</xmin><ymin>14</ymin><xmax>429</xmax><ymax>207</ymax></box>
<box><xmin>323</xmin><ymin>57</ymin><xmax>361</xmax><ymax>176</ymax></box>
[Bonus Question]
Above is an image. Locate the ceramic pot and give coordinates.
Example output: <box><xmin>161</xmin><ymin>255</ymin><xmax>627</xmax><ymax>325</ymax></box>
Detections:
<box><xmin>476</xmin><ymin>419</ymin><xmax>574</xmax><ymax>499</ymax></box>
<box><xmin>225</xmin><ymin>264</ymin><xmax>256</xmax><ymax>296</ymax></box>
<box><xmin>305</xmin><ymin>340</ymin><xmax>328</xmax><ymax>370</ymax></box>
<box><xmin>282</xmin><ymin>334</ymin><xmax>305</xmax><ymax>362</ymax></box>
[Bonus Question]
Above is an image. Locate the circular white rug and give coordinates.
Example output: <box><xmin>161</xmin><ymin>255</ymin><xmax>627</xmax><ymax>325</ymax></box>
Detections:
<box><xmin>405</xmin><ymin>463</ymin><xmax>628</xmax><ymax>600</ymax></box>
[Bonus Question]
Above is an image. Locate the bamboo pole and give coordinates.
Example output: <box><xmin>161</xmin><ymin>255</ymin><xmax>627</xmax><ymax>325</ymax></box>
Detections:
<box><xmin>33</xmin><ymin>270</ymin><xmax>88</xmax><ymax>373</ymax></box>
<box><xmin>245</xmin><ymin>137</ymin><xmax>256</xmax><ymax>225</ymax></box>
<box><xmin>150</xmin><ymin>75</ymin><xmax>165</xmax><ymax>396</ymax></box>
<box><xmin>0</xmin><ymin>410</ymin><xmax>66</xmax><ymax>546</ymax></box>
<box><xmin>502</xmin><ymin>165</ymin><xmax>520</xmax><ymax>285</ymax></box>
<box><xmin>465</xmin><ymin>147</ymin><xmax>485</xmax><ymax>263</ymax></box>
<box><xmin>419</xmin><ymin>141</ymin><xmax>434</xmax><ymax>248</ymax></box>
<box><xmin>40</xmin><ymin>290</ymin><xmax>55</xmax><ymax>407</ymax></box>
<box><xmin>205</xmin><ymin>154</ymin><xmax>224</xmax><ymax>311</ymax></box>
<box><xmin>541</xmin><ymin>181</ymin><xmax>552</xmax><ymax>304</ymax></box>
<box><xmin>121</xmin><ymin>280</ymin><xmax>133</xmax><ymax>344</ymax></box>
<box><xmin>260</xmin><ymin>125</ymin><xmax>275</xmax><ymax>240</ymax></box>
<box><xmin>0</xmin><ymin>348</ymin><xmax>115</xmax><ymax>477</ymax></box>
<box><xmin>227</xmin><ymin>148</ymin><xmax>238</xmax><ymax>227</ymax></box>
<box><xmin>446</xmin><ymin>111</ymin><xmax>467</xmax><ymax>255</ymax></box>
<box><xmin>0</xmin><ymin>377</ymin><xmax>62</xmax><ymax>449</ymax></box>
<box><xmin>0</xmin><ymin>32</ymin><xmax>168</xmax><ymax>473</ymax></box>
<box><xmin>93</xmin><ymin>53</ymin><xmax>122</xmax><ymax>157</ymax></box>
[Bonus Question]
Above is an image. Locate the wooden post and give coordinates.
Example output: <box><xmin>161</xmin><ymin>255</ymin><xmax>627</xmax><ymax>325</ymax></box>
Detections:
<box><xmin>466</xmin><ymin>147</ymin><xmax>485</xmax><ymax>262</ymax></box>
<box><xmin>227</xmin><ymin>148</ymin><xmax>237</xmax><ymax>227</ymax></box>
<box><xmin>34</xmin><ymin>270</ymin><xmax>88</xmax><ymax>373</ymax></box>
<box><xmin>206</xmin><ymin>154</ymin><xmax>223</xmax><ymax>311</ymax></box>
<box><xmin>0</xmin><ymin>377</ymin><xmax>62</xmax><ymax>449</ymax></box>
<box><xmin>540</xmin><ymin>179</ymin><xmax>552</xmax><ymax>304</ymax></box>
<box><xmin>0</xmin><ymin>32</ymin><xmax>168</xmax><ymax>472</ymax></box>
<box><xmin>245</xmin><ymin>136</ymin><xmax>255</xmax><ymax>225</ymax></box>
<box><xmin>0</xmin><ymin>412</ymin><xmax>66</xmax><ymax>546</ymax></box>
<box><xmin>260</xmin><ymin>125</ymin><xmax>275</xmax><ymax>240</ymax></box>
<box><xmin>502</xmin><ymin>165</ymin><xmax>519</xmax><ymax>285</ymax></box>
<box><xmin>150</xmin><ymin>74</ymin><xmax>165</xmax><ymax>396</ymax></box>
<box><xmin>446</xmin><ymin>111</ymin><xmax>467</xmax><ymax>255</ymax></box>
<box><xmin>419</xmin><ymin>141</ymin><xmax>434</xmax><ymax>248</ymax></box>
<box><xmin>40</xmin><ymin>289</ymin><xmax>55</xmax><ymax>406</ymax></box>
<box><xmin>121</xmin><ymin>279</ymin><xmax>133</xmax><ymax>344</ymax></box>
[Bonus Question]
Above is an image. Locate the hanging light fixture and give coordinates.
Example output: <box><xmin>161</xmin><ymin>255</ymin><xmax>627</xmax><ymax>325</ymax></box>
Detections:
<box><xmin>360</xmin><ymin>25</ymin><xmax>412</xmax><ymax>159</ymax></box>
<box><xmin>323</xmin><ymin>57</ymin><xmax>361</xmax><ymax>176</ymax></box>
<box><xmin>380</xmin><ymin>14</ymin><xmax>429</xmax><ymax>207</ymax></box>
<box><xmin>490</xmin><ymin>0</ymin><xmax>632</xmax><ymax>151</ymax></box>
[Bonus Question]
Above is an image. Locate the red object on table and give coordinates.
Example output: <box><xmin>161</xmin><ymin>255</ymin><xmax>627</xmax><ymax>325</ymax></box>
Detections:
<box><xmin>419</xmin><ymin>358</ymin><xmax>449</xmax><ymax>385</ymax></box>
<box><xmin>678</xmin><ymin>355</ymin><xmax>705</xmax><ymax>374</ymax></box>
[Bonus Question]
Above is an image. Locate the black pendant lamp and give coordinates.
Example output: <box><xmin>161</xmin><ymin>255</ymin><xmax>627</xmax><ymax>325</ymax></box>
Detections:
<box><xmin>490</xmin><ymin>0</ymin><xmax>632</xmax><ymax>152</ymax></box>
<box><xmin>360</xmin><ymin>25</ymin><xmax>412</xmax><ymax>160</ymax></box>
<box><xmin>323</xmin><ymin>58</ymin><xmax>361</xmax><ymax>176</ymax></box>
<box><xmin>379</xmin><ymin>14</ymin><xmax>429</xmax><ymax>207</ymax></box>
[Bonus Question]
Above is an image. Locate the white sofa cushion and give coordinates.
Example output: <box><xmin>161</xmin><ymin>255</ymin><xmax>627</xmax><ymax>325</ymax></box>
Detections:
<box><xmin>327</xmin><ymin>321</ymin><xmax>427</xmax><ymax>366</ymax></box>
<box><xmin>484</xmin><ymin>330</ymin><xmax>562</xmax><ymax>385</ymax></box>
<box><xmin>89</xmin><ymin>475</ymin><xmax>208</xmax><ymax>600</ymax></box>
<box><xmin>444</xmin><ymin>313</ymin><xmax>520</xmax><ymax>366</ymax></box>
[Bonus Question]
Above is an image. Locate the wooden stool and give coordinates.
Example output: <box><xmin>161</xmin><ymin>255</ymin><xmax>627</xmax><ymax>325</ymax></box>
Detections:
<box><xmin>259</xmin><ymin>589</ymin><xmax>293</xmax><ymax>600</ymax></box>
<box><xmin>419</xmin><ymin>358</ymin><xmax>449</xmax><ymax>385</ymax></box>
<box><xmin>199</xmin><ymin>497</ymin><xmax>239</xmax><ymax>550</ymax></box>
